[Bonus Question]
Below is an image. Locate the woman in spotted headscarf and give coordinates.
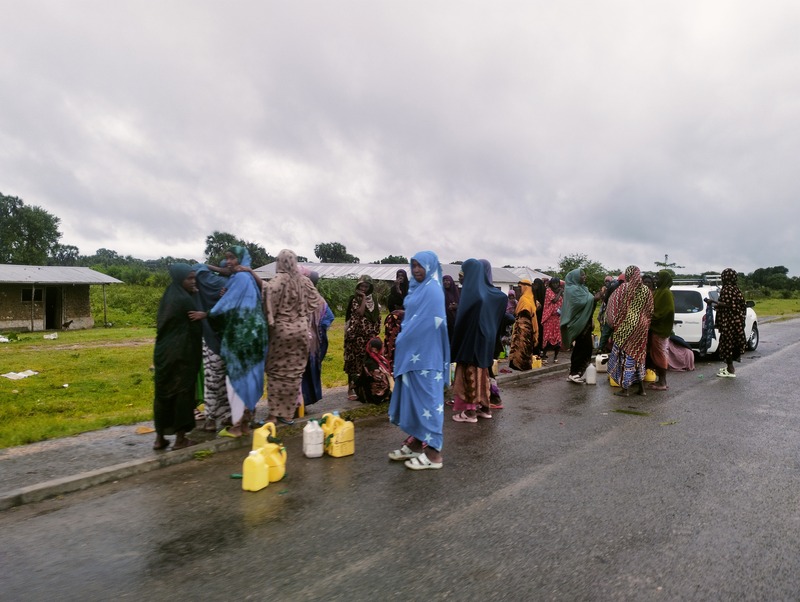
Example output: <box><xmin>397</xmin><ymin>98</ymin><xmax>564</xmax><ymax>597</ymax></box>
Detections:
<box><xmin>709</xmin><ymin>268</ymin><xmax>747</xmax><ymax>377</ymax></box>
<box><xmin>344</xmin><ymin>276</ymin><xmax>382</xmax><ymax>400</ymax></box>
<box><xmin>606</xmin><ymin>265</ymin><xmax>654</xmax><ymax>396</ymax></box>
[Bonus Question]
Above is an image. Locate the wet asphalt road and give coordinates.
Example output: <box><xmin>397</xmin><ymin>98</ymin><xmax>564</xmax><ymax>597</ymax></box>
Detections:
<box><xmin>2</xmin><ymin>319</ymin><xmax>800</xmax><ymax>601</ymax></box>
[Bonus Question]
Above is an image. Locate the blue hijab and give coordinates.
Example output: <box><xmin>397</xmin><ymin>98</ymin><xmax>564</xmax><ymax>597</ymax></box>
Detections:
<box><xmin>450</xmin><ymin>258</ymin><xmax>507</xmax><ymax>367</ymax></box>
<box><xmin>393</xmin><ymin>251</ymin><xmax>450</xmax><ymax>376</ymax></box>
<box><xmin>209</xmin><ymin>247</ymin><xmax>268</xmax><ymax>410</ymax></box>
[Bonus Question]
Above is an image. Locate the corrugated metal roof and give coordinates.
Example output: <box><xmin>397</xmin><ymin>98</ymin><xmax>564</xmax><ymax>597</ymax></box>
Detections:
<box><xmin>0</xmin><ymin>265</ymin><xmax>123</xmax><ymax>284</ymax></box>
<box><xmin>507</xmin><ymin>266</ymin><xmax>554</xmax><ymax>281</ymax></box>
<box><xmin>254</xmin><ymin>262</ymin><xmax>524</xmax><ymax>288</ymax></box>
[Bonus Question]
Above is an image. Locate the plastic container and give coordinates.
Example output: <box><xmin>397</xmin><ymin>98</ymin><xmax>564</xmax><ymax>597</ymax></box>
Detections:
<box><xmin>321</xmin><ymin>412</ymin><xmax>355</xmax><ymax>457</ymax></box>
<box><xmin>252</xmin><ymin>421</ymin><xmax>277</xmax><ymax>451</ymax></box>
<box><xmin>303</xmin><ymin>420</ymin><xmax>324</xmax><ymax>458</ymax></box>
<box><xmin>260</xmin><ymin>440</ymin><xmax>287</xmax><ymax>482</ymax></box>
<box><xmin>531</xmin><ymin>356</ymin><xmax>542</xmax><ymax>369</ymax></box>
<box><xmin>584</xmin><ymin>363</ymin><xmax>597</xmax><ymax>385</ymax></box>
<box><xmin>595</xmin><ymin>354</ymin><xmax>609</xmax><ymax>373</ymax></box>
<box><xmin>242</xmin><ymin>450</ymin><xmax>269</xmax><ymax>491</ymax></box>
<box><xmin>644</xmin><ymin>369</ymin><xmax>657</xmax><ymax>382</ymax></box>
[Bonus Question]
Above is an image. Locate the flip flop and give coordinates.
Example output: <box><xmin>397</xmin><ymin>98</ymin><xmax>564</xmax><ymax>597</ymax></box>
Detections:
<box><xmin>404</xmin><ymin>452</ymin><xmax>443</xmax><ymax>470</ymax></box>
<box><xmin>152</xmin><ymin>439</ymin><xmax>170</xmax><ymax>451</ymax></box>
<box><xmin>452</xmin><ymin>411</ymin><xmax>477</xmax><ymax>423</ymax></box>
<box><xmin>476</xmin><ymin>409</ymin><xmax>493</xmax><ymax>419</ymax></box>
<box><xmin>218</xmin><ymin>428</ymin><xmax>241</xmax><ymax>438</ymax></box>
<box><xmin>388</xmin><ymin>445</ymin><xmax>420</xmax><ymax>461</ymax></box>
<box><xmin>171</xmin><ymin>439</ymin><xmax>197</xmax><ymax>450</ymax></box>
<box><xmin>277</xmin><ymin>417</ymin><xmax>295</xmax><ymax>425</ymax></box>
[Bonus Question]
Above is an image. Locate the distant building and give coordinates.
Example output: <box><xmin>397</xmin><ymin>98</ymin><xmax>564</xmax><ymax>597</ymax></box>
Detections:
<box><xmin>0</xmin><ymin>265</ymin><xmax>122</xmax><ymax>332</ymax></box>
<box><xmin>254</xmin><ymin>262</ymin><xmax>540</xmax><ymax>291</ymax></box>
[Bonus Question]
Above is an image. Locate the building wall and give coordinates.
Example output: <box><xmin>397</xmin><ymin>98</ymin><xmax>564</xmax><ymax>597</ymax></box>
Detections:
<box><xmin>0</xmin><ymin>284</ymin><xmax>94</xmax><ymax>331</ymax></box>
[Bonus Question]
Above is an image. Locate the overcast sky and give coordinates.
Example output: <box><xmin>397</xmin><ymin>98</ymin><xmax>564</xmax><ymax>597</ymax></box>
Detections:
<box><xmin>2</xmin><ymin>1</ymin><xmax>798</xmax><ymax>275</ymax></box>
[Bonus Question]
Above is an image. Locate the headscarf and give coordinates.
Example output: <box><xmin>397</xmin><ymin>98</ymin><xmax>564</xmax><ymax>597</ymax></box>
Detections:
<box><xmin>191</xmin><ymin>262</ymin><xmax>228</xmax><ymax>355</ymax></box>
<box><xmin>606</xmin><ymin>265</ymin><xmax>653</xmax><ymax>357</ymax></box>
<box><xmin>443</xmin><ymin>274</ymin><xmax>460</xmax><ymax>307</ymax></box>
<box><xmin>718</xmin><ymin>267</ymin><xmax>747</xmax><ymax>333</ymax></box>
<box><xmin>209</xmin><ymin>247</ymin><xmax>268</xmax><ymax>411</ymax></box>
<box><xmin>515</xmin><ymin>280</ymin><xmax>536</xmax><ymax>317</ymax></box>
<box><xmin>392</xmin><ymin>251</ymin><xmax>450</xmax><ymax>376</ymax></box>
<box><xmin>506</xmin><ymin>290</ymin><xmax>517</xmax><ymax>314</ymax></box>
<box><xmin>650</xmin><ymin>270</ymin><xmax>675</xmax><ymax>338</ymax></box>
<box><xmin>350</xmin><ymin>276</ymin><xmax>381</xmax><ymax>322</ymax></box>
<box><xmin>153</xmin><ymin>263</ymin><xmax>202</xmax><ymax>396</ymax></box>
<box><xmin>265</xmin><ymin>249</ymin><xmax>319</xmax><ymax>327</ymax></box>
<box><xmin>532</xmin><ymin>278</ymin><xmax>545</xmax><ymax>312</ymax></box>
<box><xmin>366</xmin><ymin>337</ymin><xmax>392</xmax><ymax>374</ymax></box>
<box><xmin>450</xmin><ymin>258</ymin><xmax>507</xmax><ymax>367</ymax></box>
<box><xmin>559</xmin><ymin>269</ymin><xmax>595</xmax><ymax>347</ymax></box>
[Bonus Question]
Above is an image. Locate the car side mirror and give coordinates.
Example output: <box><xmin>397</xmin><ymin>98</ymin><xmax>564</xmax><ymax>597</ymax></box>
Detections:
<box><xmin>746</xmin><ymin>300</ymin><xmax>755</xmax><ymax>308</ymax></box>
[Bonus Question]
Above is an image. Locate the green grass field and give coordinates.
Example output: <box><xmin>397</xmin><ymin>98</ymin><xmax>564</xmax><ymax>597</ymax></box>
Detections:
<box><xmin>0</xmin><ymin>287</ymin><xmax>796</xmax><ymax>449</ymax></box>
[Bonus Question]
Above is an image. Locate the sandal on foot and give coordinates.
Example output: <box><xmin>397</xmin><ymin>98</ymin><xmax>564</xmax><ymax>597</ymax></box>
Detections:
<box><xmin>489</xmin><ymin>402</ymin><xmax>504</xmax><ymax>410</ymax></box>
<box><xmin>476</xmin><ymin>409</ymin><xmax>493</xmax><ymax>419</ymax></box>
<box><xmin>218</xmin><ymin>428</ymin><xmax>241</xmax><ymax>438</ymax></box>
<box><xmin>172</xmin><ymin>439</ymin><xmax>197</xmax><ymax>450</ymax></box>
<box><xmin>404</xmin><ymin>452</ymin><xmax>443</xmax><ymax>470</ymax></box>
<box><xmin>277</xmin><ymin>417</ymin><xmax>295</xmax><ymax>425</ymax></box>
<box><xmin>388</xmin><ymin>445</ymin><xmax>420</xmax><ymax>461</ymax></box>
<box><xmin>153</xmin><ymin>439</ymin><xmax>170</xmax><ymax>451</ymax></box>
<box><xmin>452</xmin><ymin>411</ymin><xmax>477</xmax><ymax>423</ymax></box>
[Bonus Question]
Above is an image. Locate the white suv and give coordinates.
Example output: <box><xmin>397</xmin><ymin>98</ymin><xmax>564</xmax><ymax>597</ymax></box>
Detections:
<box><xmin>671</xmin><ymin>276</ymin><xmax>759</xmax><ymax>355</ymax></box>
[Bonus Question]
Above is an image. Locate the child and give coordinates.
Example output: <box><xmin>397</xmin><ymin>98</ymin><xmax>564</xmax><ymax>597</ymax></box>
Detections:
<box><xmin>355</xmin><ymin>337</ymin><xmax>394</xmax><ymax>404</ymax></box>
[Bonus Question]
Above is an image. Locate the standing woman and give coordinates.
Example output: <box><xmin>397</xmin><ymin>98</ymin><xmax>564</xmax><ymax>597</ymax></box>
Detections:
<box><xmin>450</xmin><ymin>258</ymin><xmax>507</xmax><ymax>423</ymax></box>
<box><xmin>561</xmin><ymin>268</ymin><xmax>601</xmax><ymax>383</ymax></box>
<box><xmin>301</xmin><ymin>271</ymin><xmax>335</xmax><ymax>407</ymax></box>
<box><xmin>443</xmin><ymin>274</ymin><xmax>460</xmax><ymax>344</ymax></box>
<box><xmin>386</xmin><ymin>269</ymin><xmax>409</xmax><ymax>312</ymax></box>
<box><xmin>387</xmin><ymin>251</ymin><xmax>450</xmax><ymax>469</ymax></box>
<box><xmin>648</xmin><ymin>270</ymin><xmax>675</xmax><ymax>390</ymax></box>
<box><xmin>710</xmin><ymin>268</ymin><xmax>747</xmax><ymax>378</ymax></box>
<box><xmin>532</xmin><ymin>278</ymin><xmax>546</xmax><ymax>356</ymax></box>
<box><xmin>264</xmin><ymin>249</ymin><xmax>323</xmax><ymax>424</ymax></box>
<box><xmin>540</xmin><ymin>277</ymin><xmax>564</xmax><ymax>364</ymax></box>
<box><xmin>344</xmin><ymin>277</ymin><xmax>382</xmax><ymax>400</ymax></box>
<box><xmin>209</xmin><ymin>246</ymin><xmax>268</xmax><ymax>437</ymax></box>
<box><xmin>508</xmin><ymin>279</ymin><xmax>539</xmax><ymax>371</ymax></box>
<box><xmin>153</xmin><ymin>264</ymin><xmax>205</xmax><ymax>450</ymax></box>
<box><xmin>606</xmin><ymin>265</ymin><xmax>654</xmax><ymax>396</ymax></box>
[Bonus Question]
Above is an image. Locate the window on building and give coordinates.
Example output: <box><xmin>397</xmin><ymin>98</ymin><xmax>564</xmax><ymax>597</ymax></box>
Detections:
<box><xmin>21</xmin><ymin>289</ymin><xmax>43</xmax><ymax>302</ymax></box>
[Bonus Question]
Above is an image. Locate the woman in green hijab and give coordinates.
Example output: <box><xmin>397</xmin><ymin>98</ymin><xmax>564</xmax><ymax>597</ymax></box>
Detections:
<box><xmin>560</xmin><ymin>268</ymin><xmax>602</xmax><ymax>383</ymax></box>
<box><xmin>153</xmin><ymin>264</ymin><xmax>206</xmax><ymax>450</ymax></box>
<box><xmin>648</xmin><ymin>270</ymin><xmax>675</xmax><ymax>390</ymax></box>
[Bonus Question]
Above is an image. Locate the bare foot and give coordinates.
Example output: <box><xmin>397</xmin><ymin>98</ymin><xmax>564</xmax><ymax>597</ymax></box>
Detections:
<box><xmin>172</xmin><ymin>438</ymin><xmax>196</xmax><ymax>450</ymax></box>
<box><xmin>153</xmin><ymin>436</ymin><xmax>169</xmax><ymax>450</ymax></box>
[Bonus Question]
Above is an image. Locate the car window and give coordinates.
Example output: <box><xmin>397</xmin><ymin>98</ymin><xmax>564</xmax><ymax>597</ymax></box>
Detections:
<box><xmin>672</xmin><ymin>290</ymin><xmax>704</xmax><ymax>313</ymax></box>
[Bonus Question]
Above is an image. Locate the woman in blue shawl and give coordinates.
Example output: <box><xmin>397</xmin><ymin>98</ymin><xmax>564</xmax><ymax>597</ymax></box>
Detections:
<box><xmin>153</xmin><ymin>264</ymin><xmax>205</xmax><ymax>450</ymax></box>
<box><xmin>209</xmin><ymin>246</ymin><xmax>268</xmax><ymax>437</ymax></box>
<box><xmin>387</xmin><ymin>251</ymin><xmax>450</xmax><ymax>470</ymax></box>
<box><xmin>560</xmin><ymin>268</ymin><xmax>601</xmax><ymax>383</ymax></box>
<box><xmin>450</xmin><ymin>258</ymin><xmax>507</xmax><ymax>423</ymax></box>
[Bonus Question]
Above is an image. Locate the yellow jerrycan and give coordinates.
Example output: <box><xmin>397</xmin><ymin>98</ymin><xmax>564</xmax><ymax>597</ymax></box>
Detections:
<box><xmin>252</xmin><ymin>421</ymin><xmax>277</xmax><ymax>450</ymax></box>
<box><xmin>321</xmin><ymin>412</ymin><xmax>355</xmax><ymax>457</ymax></box>
<box><xmin>242</xmin><ymin>450</ymin><xmax>269</xmax><ymax>492</ymax></box>
<box><xmin>259</xmin><ymin>438</ymin><xmax>287</xmax><ymax>483</ymax></box>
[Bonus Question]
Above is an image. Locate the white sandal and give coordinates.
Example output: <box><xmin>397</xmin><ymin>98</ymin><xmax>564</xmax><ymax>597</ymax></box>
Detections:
<box><xmin>404</xmin><ymin>452</ymin><xmax>443</xmax><ymax>470</ymax></box>
<box><xmin>388</xmin><ymin>444</ymin><xmax>420</xmax><ymax>461</ymax></box>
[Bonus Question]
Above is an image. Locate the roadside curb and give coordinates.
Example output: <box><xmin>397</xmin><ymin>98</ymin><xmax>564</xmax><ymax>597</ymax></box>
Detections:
<box><xmin>0</xmin><ymin>362</ymin><xmax>570</xmax><ymax>510</ymax></box>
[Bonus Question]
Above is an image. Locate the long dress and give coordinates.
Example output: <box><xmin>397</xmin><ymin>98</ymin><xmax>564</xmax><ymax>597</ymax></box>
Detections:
<box><xmin>607</xmin><ymin>266</ymin><xmax>654</xmax><ymax>389</ymax></box>
<box><xmin>450</xmin><ymin>258</ymin><xmax>507</xmax><ymax>413</ymax></box>
<box><xmin>560</xmin><ymin>269</ymin><xmax>596</xmax><ymax>378</ymax></box>
<box><xmin>716</xmin><ymin>268</ymin><xmax>747</xmax><ymax>363</ymax></box>
<box><xmin>265</xmin><ymin>250</ymin><xmax>322</xmax><ymax>419</ymax></box>
<box><xmin>343</xmin><ymin>283</ymin><xmax>381</xmax><ymax>382</ymax></box>
<box><xmin>388</xmin><ymin>251</ymin><xmax>450</xmax><ymax>451</ymax></box>
<box><xmin>301</xmin><ymin>300</ymin><xmax>335</xmax><ymax>406</ymax></box>
<box><xmin>153</xmin><ymin>264</ymin><xmax>203</xmax><ymax>437</ymax></box>
<box><xmin>208</xmin><ymin>247</ymin><xmax>268</xmax><ymax>426</ymax></box>
<box><xmin>509</xmin><ymin>282</ymin><xmax>538</xmax><ymax>371</ymax></box>
<box><xmin>541</xmin><ymin>286</ymin><xmax>562</xmax><ymax>349</ymax></box>
<box><xmin>648</xmin><ymin>270</ymin><xmax>675</xmax><ymax>372</ymax></box>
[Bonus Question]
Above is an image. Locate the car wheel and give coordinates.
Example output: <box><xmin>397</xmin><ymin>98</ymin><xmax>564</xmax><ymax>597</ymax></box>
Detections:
<box><xmin>747</xmin><ymin>323</ymin><xmax>759</xmax><ymax>351</ymax></box>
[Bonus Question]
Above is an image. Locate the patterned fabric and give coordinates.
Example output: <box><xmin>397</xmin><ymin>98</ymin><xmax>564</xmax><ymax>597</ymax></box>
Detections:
<box><xmin>607</xmin><ymin>342</ymin><xmax>647</xmax><ymax>389</ymax></box>
<box><xmin>509</xmin><ymin>311</ymin><xmax>535</xmax><ymax>371</ymax></box>
<box><xmin>388</xmin><ymin>251</ymin><xmax>450</xmax><ymax>451</ymax></box>
<box><xmin>541</xmin><ymin>285</ymin><xmax>562</xmax><ymax>347</ymax></box>
<box><xmin>606</xmin><ymin>265</ymin><xmax>653</xmax><ymax>364</ymax></box>
<box><xmin>265</xmin><ymin>249</ymin><xmax>322</xmax><ymax>419</ymax></box>
<box><xmin>716</xmin><ymin>268</ymin><xmax>747</xmax><ymax>362</ymax></box>
<box><xmin>344</xmin><ymin>279</ymin><xmax>382</xmax><ymax>380</ymax></box>
<box><xmin>209</xmin><ymin>247</ymin><xmax>268</xmax><ymax>424</ymax></box>
<box><xmin>202</xmin><ymin>342</ymin><xmax>230</xmax><ymax>428</ymax></box>
<box><xmin>383</xmin><ymin>310</ymin><xmax>404</xmax><ymax>370</ymax></box>
<box><xmin>452</xmin><ymin>364</ymin><xmax>491</xmax><ymax>412</ymax></box>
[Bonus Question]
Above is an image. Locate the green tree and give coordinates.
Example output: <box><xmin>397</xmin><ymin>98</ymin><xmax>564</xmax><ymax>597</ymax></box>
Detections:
<box><xmin>48</xmin><ymin>244</ymin><xmax>80</xmax><ymax>266</ymax></box>
<box><xmin>557</xmin><ymin>253</ymin><xmax>608</xmax><ymax>293</ymax></box>
<box><xmin>204</xmin><ymin>231</ymin><xmax>240</xmax><ymax>264</ymax></box>
<box><xmin>314</xmin><ymin>242</ymin><xmax>359</xmax><ymax>263</ymax></box>
<box><xmin>0</xmin><ymin>193</ymin><xmax>62</xmax><ymax>265</ymax></box>
<box><xmin>376</xmin><ymin>255</ymin><xmax>408</xmax><ymax>264</ymax></box>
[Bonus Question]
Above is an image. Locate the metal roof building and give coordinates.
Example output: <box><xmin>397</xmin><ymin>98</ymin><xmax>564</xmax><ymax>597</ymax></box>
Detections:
<box><xmin>0</xmin><ymin>265</ymin><xmax>122</xmax><ymax>332</ymax></box>
<box><xmin>254</xmin><ymin>262</ymin><xmax>529</xmax><ymax>291</ymax></box>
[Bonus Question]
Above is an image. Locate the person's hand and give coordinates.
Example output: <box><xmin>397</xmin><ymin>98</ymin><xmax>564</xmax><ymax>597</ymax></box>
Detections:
<box><xmin>188</xmin><ymin>311</ymin><xmax>207</xmax><ymax>321</ymax></box>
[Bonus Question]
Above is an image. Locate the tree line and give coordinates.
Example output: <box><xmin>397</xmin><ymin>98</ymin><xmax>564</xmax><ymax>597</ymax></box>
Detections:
<box><xmin>2</xmin><ymin>192</ymin><xmax>797</xmax><ymax>297</ymax></box>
